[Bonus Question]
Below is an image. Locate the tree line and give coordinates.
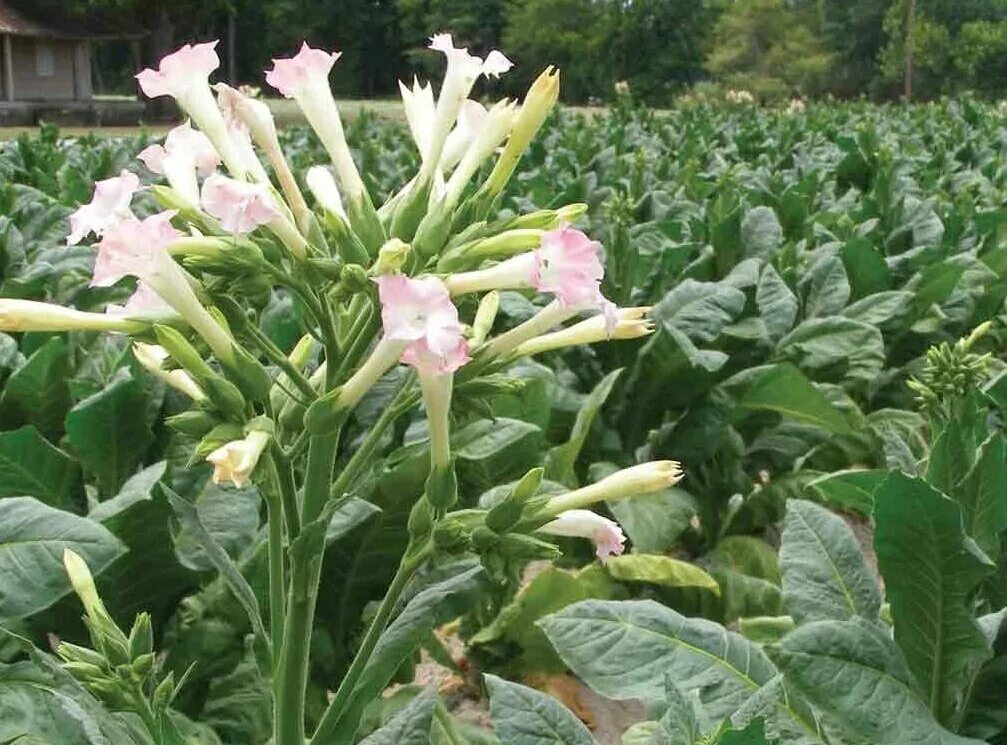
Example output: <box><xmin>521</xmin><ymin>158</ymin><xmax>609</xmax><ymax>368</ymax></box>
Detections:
<box><xmin>27</xmin><ymin>0</ymin><xmax>1007</xmax><ymax>104</ymax></box>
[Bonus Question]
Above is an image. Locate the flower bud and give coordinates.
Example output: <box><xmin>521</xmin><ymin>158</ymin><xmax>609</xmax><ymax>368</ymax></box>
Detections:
<box><xmin>64</xmin><ymin>550</ymin><xmax>115</xmax><ymax>628</ymax></box>
<box><xmin>515</xmin><ymin>307</ymin><xmax>654</xmax><ymax>357</ymax></box>
<box><xmin>470</xmin><ymin>291</ymin><xmax>500</xmax><ymax>346</ymax></box>
<box><xmin>486</xmin><ymin>467</ymin><xmax>543</xmax><ymax>532</ymax></box>
<box><xmin>133</xmin><ymin>343</ymin><xmax>206</xmax><ymax>401</ymax></box>
<box><xmin>541</xmin><ymin>461</ymin><xmax>684</xmax><ymax>516</ymax></box>
<box><xmin>166</xmin><ymin>409</ymin><xmax>219</xmax><ymax>437</ymax></box>
<box><xmin>371</xmin><ymin>238</ymin><xmax>411</xmax><ymax>276</ymax></box>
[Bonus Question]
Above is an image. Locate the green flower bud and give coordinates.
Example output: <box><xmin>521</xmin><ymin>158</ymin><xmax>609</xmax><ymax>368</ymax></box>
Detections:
<box><xmin>486</xmin><ymin>467</ymin><xmax>544</xmax><ymax>532</ymax></box>
<box><xmin>63</xmin><ymin>661</ymin><xmax>106</xmax><ymax>681</ymax></box>
<box><xmin>407</xmin><ymin>497</ymin><xmax>436</xmax><ymax>540</ymax></box>
<box><xmin>58</xmin><ymin>642</ymin><xmax>108</xmax><ymax>668</ymax></box>
<box><xmin>424</xmin><ymin>465</ymin><xmax>459</xmax><ymax>512</ymax></box>
<box><xmin>432</xmin><ymin>517</ymin><xmax>470</xmax><ymax>553</ymax></box>
<box><xmin>128</xmin><ymin>613</ymin><xmax>153</xmax><ymax>661</ymax></box>
<box><xmin>495</xmin><ymin>533</ymin><xmax>562</xmax><ymax>561</ymax></box>
<box><xmin>166</xmin><ymin>409</ymin><xmax>219</xmax><ymax>437</ymax></box>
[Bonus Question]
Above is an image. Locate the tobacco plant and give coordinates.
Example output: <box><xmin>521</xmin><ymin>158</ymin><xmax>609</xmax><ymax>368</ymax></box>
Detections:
<box><xmin>0</xmin><ymin>35</ymin><xmax>677</xmax><ymax>744</ymax></box>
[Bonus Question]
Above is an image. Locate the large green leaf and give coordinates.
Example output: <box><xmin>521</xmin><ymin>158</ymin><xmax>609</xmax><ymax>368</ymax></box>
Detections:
<box><xmin>200</xmin><ymin>639</ymin><xmax>272</xmax><ymax>745</ymax></box>
<box><xmin>756</xmin><ymin>264</ymin><xmax>798</xmax><ymax>343</ymax></box>
<box><xmin>455</xmin><ymin>418</ymin><xmax>544</xmax><ymax>493</ymax></box>
<box><xmin>652</xmin><ymin>279</ymin><xmax>745</xmax><ymax>343</ymax></box>
<box><xmin>0</xmin><ymin>336</ymin><xmax>69</xmax><ymax>440</ymax></box>
<box><xmin>735</xmin><ymin>363</ymin><xmax>853</xmax><ymax>435</ymax></box>
<box><xmin>65</xmin><ymin>374</ymin><xmax>153</xmax><ymax>496</ymax></box>
<box><xmin>539</xmin><ymin>599</ymin><xmax>810</xmax><ymax>731</ymax></box>
<box><xmin>0</xmin><ymin>661</ymin><xmax>93</xmax><ymax>745</ymax></box>
<box><xmin>89</xmin><ymin>462</ymin><xmax>197</xmax><ymax>626</ymax></box>
<box><xmin>957</xmin><ymin>434</ymin><xmax>1007</xmax><ymax>558</ymax></box>
<box><xmin>0</xmin><ymin>425</ymin><xmax>78</xmax><ymax>507</ymax></box>
<box><xmin>741</xmin><ymin>206</ymin><xmax>782</xmax><ymax>260</ymax></box>
<box><xmin>779</xmin><ymin>499</ymin><xmax>881</xmax><ymax>624</ymax></box>
<box><xmin>776</xmin><ymin>317</ymin><xmax>884</xmax><ymax>388</ymax></box>
<box><xmin>0</xmin><ymin>497</ymin><xmax>125</xmax><ymax>621</ymax></box>
<box><xmin>485</xmin><ymin>674</ymin><xmax>594</xmax><ymax>745</ymax></box>
<box><xmin>873</xmin><ymin>473</ymin><xmax>994</xmax><ymax>724</ymax></box>
<box><xmin>774</xmin><ymin>618</ymin><xmax>984</xmax><ymax>745</ymax></box>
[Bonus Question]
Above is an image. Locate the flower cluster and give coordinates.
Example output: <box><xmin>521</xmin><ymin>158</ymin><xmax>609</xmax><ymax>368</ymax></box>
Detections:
<box><xmin>1</xmin><ymin>33</ymin><xmax>675</xmax><ymax>572</ymax></box>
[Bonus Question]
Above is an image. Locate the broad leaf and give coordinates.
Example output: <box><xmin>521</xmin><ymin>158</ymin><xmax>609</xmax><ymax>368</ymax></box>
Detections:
<box><xmin>957</xmin><ymin>434</ymin><xmax>1007</xmax><ymax>557</ymax></box>
<box><xmin>735</xmin><ymin>363</ymin><xmax>853</xmax><ymax>435</ymax></box>
<box><xmin>539</xmin><ymin>599</ymin><xmax>811</xmax><ymax>731</ymax></box>
<box><xmin>806</xmin><ymin>469</ymin><xmax>887</xmax><ymax>516</ymax></box>
<box><xmin>357</xmin><ymin>691</ymin><xmax>436</xmax><ymax>745</ymax></box>
<box><xmin>780</xmin><ymin>499</ymin><xmax>881</xmax><ymax>624</ymax></box>
<box><xmin>0</xmin><ymin>425</ymin><xmax>77</xmax><ymax>507</ymax></box>
<box><xmin>774</xmin><ymin>618</ymin><xmax>984</xmax><ymax>745</ymax></box>
<box><xmin>485</xmin><ymin>674</ymin><xmax>594</xmax><ymax>745</ymax></box>
<box><xmin>0</xmin><ymin>336</ymin><xmax>69</xmax><ymax>440</ymax></box>
<box><xmin>606</xmin><ymin>554</ymin><xmax>719</xmax><ymax>594</ymax></box>
<box><xmin>65</xmin><ymin>374</ymin><xmax>153</xmax><ymax>496</ymax></box>
<box><xmin>874</xmin><ymin>473</ymin><xmax>994</xmax><ymax>724</ymax></box>
<box><xmin>0</xmin><ymin>497</ymin><xmax>125</xmax><ymax>621</ymax></box>
<box><xmin>756</xmin><ymin>264</ymin><xmax>798</xmax><ymax>343</ymax></box>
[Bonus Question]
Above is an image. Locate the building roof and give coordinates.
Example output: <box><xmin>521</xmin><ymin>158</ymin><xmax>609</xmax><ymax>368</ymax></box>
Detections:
<box><xmin>0</xmin><ymin>1</ymin><xmax>142</xmax><ymax>40</ymax></box>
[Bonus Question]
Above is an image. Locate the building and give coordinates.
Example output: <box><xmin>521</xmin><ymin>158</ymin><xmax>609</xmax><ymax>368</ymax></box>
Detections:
<box><xmin>0</xmin><ymin>1</ymin><xmax>143</xmax><ymax>124</ymax></box>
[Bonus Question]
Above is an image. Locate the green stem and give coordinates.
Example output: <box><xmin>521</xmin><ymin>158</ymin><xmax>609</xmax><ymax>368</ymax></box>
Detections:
<box><xmin>271</xmin><ymin>443</ymin><xmax>300</xmax><ymax>539</ymax></box>
<box><xmin>264</xmin><ymin>487</ymin><xmax>286</xmax><ymax>658</ymax></box>
<box><xmin>274</xmin><ymin>430</ymin><xmax>340</xmax><ymax>745</ymax></box>
<box><xmin>329</xmin><ymin>373</ymin><xmax>418</xmax><ymax>500</ymax></box>
<box><xmin>308</xmin><ymin>546</ymin><xmax>428</xmax><ymax>745</ymax></box>
<box><xmin>245</xmin><ymin>322</ymin><xmax>316</xmax><ymax>399</ymax></box>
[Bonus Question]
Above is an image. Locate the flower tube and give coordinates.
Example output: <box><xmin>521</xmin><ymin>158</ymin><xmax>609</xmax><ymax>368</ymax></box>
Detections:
<box><xmin>66</xmin><ymin>170</ymin><xmax>140</xmax><ymax>245</ymax></box>
<box><xmin>0</xmin><ymin>299</ymin><xmax>146</xmax><ymax>334</ymax></box>
<box><xmin>215</xmin><ymin>83</ymin><xmax>310</xmax><ymax>225</ymax></box>
<box><xmin>441</xmin><ymin>99</ymin><xmax>518</xmax><ymax>207</ymax></box>
<box><xmin>266</xmin><ymin>43</ymin><xmax>384</xmax><ymax>249</ymax></box>
<box><xmin>541</xmin><ymin>461</ymin><xmax>684</xmax><ymax>516</ymax></box>
<box><xmin>138</xmin><ymin>121</ymin><xmax>220</xmax><ymax>205</ymax></box>
<box><xmin>515</xmin><ymin>307</ymin><xmax>654</xmax><ymax>356</ymax></box>
<box><xmin>135</xmin><ymin>41</ymin><xmax>246</xmax><ymax>178</ymax></box>
<box><xmin>538</xmin><ymin>509</ymin><xmax>626</xmax><ymax>559</ymax></box>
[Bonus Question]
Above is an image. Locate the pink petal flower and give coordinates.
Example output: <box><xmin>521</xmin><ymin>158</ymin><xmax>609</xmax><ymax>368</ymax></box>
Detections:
<box><xmin>265</xmin><ymin>42</ymin><xmax>341</xmax><ymax>98</ymax></box>
<box><xmin>136</xmin><ymin>41</ymin><xmax>220</xmax><ymax>99</ymax></box>
<box><xmin>533</xmin><ymin>227</ymin><xmax>605</xmax><ymax>308</ymax></box>
<box><xmin>104</xmin><ymin>281</ymin><xmax>174</xmax><ymax>317</ymax></box>
<box><xmin>141</xmin><ymin>121</ymin><xmax>220</xmax><ymax>176</ymax></box>
<box><xmin>91</xmin><ymin>212</ymin><xmax>182</xmax><ymax>287</ymax></box>
<box><xmin>67</xmin><ymin>170</ymin><xmax>140</xmax><ymax>245</ymax></box>
<box><xmin>200</xmin><ymin>174</ymin><xmax>279</xmax><ymax>234</ymax></box>
<box><xmin>376</xmin><ymin>275</ymin><xmax>470</xmax><ymax>374</ymax></box>
<box><xmin>540</xmin><ymin>509</ymin><xmax>627</xmax><ymax>559</ymax></box>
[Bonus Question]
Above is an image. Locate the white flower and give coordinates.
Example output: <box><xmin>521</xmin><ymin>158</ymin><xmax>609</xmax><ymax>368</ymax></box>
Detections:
<box><xmin>543</xmin><ymin>461</ymin><xmax>684</xmax><ymax>515</ymax></box>
<box><xmin>539</xmin><ymin>509</ymin><xmax>627</xmax><ymax>559</ymax></box>
<box><xmin>132</xmin><ymin>342</ymin><xmax>206</xmax><ymax>400</ymax></box>
<box><xmin>206</xmin><ymin>430</ymin><xmax>271</xmax><ymax>488</ymax></box>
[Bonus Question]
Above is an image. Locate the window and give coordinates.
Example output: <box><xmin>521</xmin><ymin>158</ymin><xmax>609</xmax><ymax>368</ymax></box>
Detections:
<box><xmin>35</xmin><ymin>42</ymin><xmax>55</xmax><ymax>77</ymax></box>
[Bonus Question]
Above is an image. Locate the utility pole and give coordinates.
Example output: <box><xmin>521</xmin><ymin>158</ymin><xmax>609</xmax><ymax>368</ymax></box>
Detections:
<box><xmin>905</xmin><ymin>0</ymin><xmax>916</xmax><ymax>101</ymax></box>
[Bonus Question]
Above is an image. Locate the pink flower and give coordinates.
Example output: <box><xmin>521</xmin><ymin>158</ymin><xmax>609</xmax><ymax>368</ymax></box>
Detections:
<box><xmin>91</xmin><ymin>212</ymin><xmax>182</xmax><ymax>288</ymax></box>
<box><xmin>376</xmin><ymin>275</ymin><xmax>470</xmax><ymax>374</ymax></box>
<box><xmin>265</xmin><ymin>42</ymin><xmax>341</xmax><ymax>98</ymax></box>
<box><xmin>533</xmin><ymin>227</ymin><xmax>605</xmax><ymax>307</ymax></box>
<box><xmin>104</xmin><ymin>282</ymin><xmax>174</xmax><ymax>317</ymax></box>
<box><xmin>138</xmin><ymin>121</ymin><xmax>219</xmax><ymax>176</ymax></box>
<box><xmin>200</xmin><ymin>174</ymin><xmax>279</xmax><ymax>234</ymax></box>
<box><xmin>67</xmin><ymin>170</ymin><xmax>140</xmax><ymax>245</ymax></box>
<box><xmin>539</xmin><ymin>509</ymin><xmax>627</xmax><ymax>559</ymax></box>
<box><xmin>135</xmin><ymin>42</ymin><xmax>220</xmax><ymax>99</ymax></box>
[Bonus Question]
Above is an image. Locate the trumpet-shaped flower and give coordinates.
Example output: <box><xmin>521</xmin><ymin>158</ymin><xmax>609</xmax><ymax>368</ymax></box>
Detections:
<box><xmin>213</xmin><ymin>86</ymin><xmax>271</xmax><ymax>185</ymax></box>
<box><xmin>66</xmin><ymin>170</ymin><xmax>140</xmax><ymax>245</ymax></box>
<box><xmin>132</xmin><ymin>342</ymin><xmax>206</xmax><ymax>400</ymax></box>
<box><xmin>421</xmin><ymin>33</ymin><xmax>512</xmax><ymax>180</ymax></box>
<box><xmin>265</xmin><ymin>42</ymin><xmax>340</xmax><ymax>97</ymax></box>
<box><xmin>206</xmin><ymin>429</ymin><xmax>271</xmax><ymax>488</ymax></box>
<box><xmin>200</xmin><ymin>174</ymin><xmax>279</xmax><ymax>234</ymax></box>
<box><xmin>138</xmin><ymin>121</ymin><xmax>220</xmax><ymax>204</ymax></box>
<box><xmin>399</xmin><ymin>77</ymin><xmax>436</xmax><ymax>161</ymax></box>
<box><xmin>135</xmin><ymin>42</ymin><xmax>245</xmax><ymax>178</ymax></box>
<box><xmin>91</xmin><ymin>212</ymin><xmax>182</xmax><ymax>288</ymax></box>
<box><xmin>265</xmin><ymin>43</ymin><xmax>365</xmax><ymax>202</ymax></box>
<box><xmin>377</xmin><ymin>274</ymin><xmax>468</xmax><ymax>371</ymax></box>
<box><xmin>539</xmin><ymin>509</ymin><xmax>626</xmax><ymax>559</ymax></box>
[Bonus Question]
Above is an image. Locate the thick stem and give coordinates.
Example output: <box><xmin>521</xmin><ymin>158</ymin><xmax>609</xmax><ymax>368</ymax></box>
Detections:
<box><xmin>273</xmin><ymin>431</ymin><xmax>340</xmax><ymax>745</ymax></box>
<box><xmin>308</xmin><ymin>547</ymin><xmax>427</xmax><ymax>745</ymax></box>
<box><xmin>271</xmin><ymin>443</ymin><xmax>300</xmax><ymax>539</ymax></box>
<box><xmin>264</xmin><ymin>487</ymin><xmax>286</xmax><ymax>658</ymax></box>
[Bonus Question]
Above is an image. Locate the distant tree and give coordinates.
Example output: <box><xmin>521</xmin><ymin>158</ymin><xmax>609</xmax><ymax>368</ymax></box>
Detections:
<box><xmin>705</xmin><ymin>0</ymin><xmax>834</xmax><ymax>101</ymax></box>
<box><xmin>819</xmin><ymin>0</ymin><xmax>897</xmax><ymax>96</ymax></box>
